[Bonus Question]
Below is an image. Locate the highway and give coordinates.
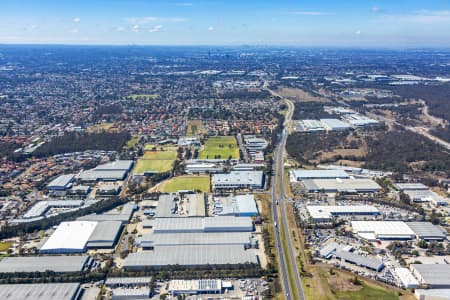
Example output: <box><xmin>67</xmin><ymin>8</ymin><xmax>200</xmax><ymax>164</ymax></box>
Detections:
<box><xmin>271</xmin><ymin>95</ymin><xmax>305</xmax><ymax>300</ymax></box>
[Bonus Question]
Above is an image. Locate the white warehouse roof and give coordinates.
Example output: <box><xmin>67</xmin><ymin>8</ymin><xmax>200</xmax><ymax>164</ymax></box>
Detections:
<box><xmin>307</xmin><ymin>205</ymin><xmax>380</xmax><ymax>221</ymax></box>
<box><xmin>40</xmin><ymin>221</ymin><xmax>97</xmax><ymax>253</ymax></box>
<box><xmin>411</xmin><ymin>264</ymin><xmax>450</xmax><ymax>288</ymax></box>
<box><xmin>302</xmin><ymin>178</ymin><xmax>381</xmax><ymax>193</ymax></box>
<box><xmin>351</xmin><ymin>221</ymin><xmax>416</xmax><ymax>240</ymax></box>
<box><xmin>47</xmin><ymin>174</ymin><xmax>75</xmax><ymax>190</ymax></box>
<box><xmin>291</xmin><ymin>169</ymin><xmax>349</xmax><ymax>180</ymax></box>
<box><xmin>394</xmin><ymin>267</ymin><xmax>419</xmax><ymax>289</ymax></box>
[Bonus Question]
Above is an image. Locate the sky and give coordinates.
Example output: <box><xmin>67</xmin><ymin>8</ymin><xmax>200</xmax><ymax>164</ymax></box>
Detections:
<box><xmin>1</xmin><ymin>0</ymin><xmax>450</xmax><ymax>47</ymax></box>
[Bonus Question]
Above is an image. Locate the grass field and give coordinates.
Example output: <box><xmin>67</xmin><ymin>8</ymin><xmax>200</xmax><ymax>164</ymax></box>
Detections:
<box><xmin>159</xmin><ymin>175</ymin><xmax>210</xmax><ymax>192</ymax></box>
<box><xmin>134</xmin><ymin>149</ymin><xmax>177</xmax><ymax>174</ymax></box>
<box><xmin>0</xmin><ymin>241</ymin><xmax>12</xmax><ymax>252</ymax></box>
<box><xmin>199</xmin><ymin>136</ymin><xmax>239</xmax><ymax>159</ymax></box>
<box><xmin>186</xmin><ymin>120</ymin><xmax>202</xmax><ymax>136</ymax></box>
<box><xmin>144</xmin><ymin>144</ymin><xmax>178</xmax><ymax>151</ymax></box>
<box><xmin>125</xmin><ymin>135</ymin><xmax>140</xmax><ymax>148</ymax></box>
<box><xmin>87</xmin><ymin>122</ymin><xmax>114</xmax><ymax>133</ymax></box>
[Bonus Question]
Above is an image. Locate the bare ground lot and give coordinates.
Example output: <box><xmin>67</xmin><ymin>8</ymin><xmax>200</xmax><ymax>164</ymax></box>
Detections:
<box><xmin>275</xmin><ymin>87</ymin><xmax>331</xmax><ymax>103</ymax></box>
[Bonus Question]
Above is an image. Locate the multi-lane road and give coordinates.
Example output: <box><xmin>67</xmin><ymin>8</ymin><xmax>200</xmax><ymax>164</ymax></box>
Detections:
<box><xmin>270</xmin><ymin>94</ymin><xmax>305</xmax><ymax>300</ymax></box>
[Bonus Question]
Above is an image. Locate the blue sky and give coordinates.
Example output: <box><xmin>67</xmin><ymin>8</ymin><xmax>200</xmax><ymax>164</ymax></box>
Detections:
<box><xmin>1</xmin><ymin>0</ymin><xmax>450</xmax><ymax>47</ymax></box>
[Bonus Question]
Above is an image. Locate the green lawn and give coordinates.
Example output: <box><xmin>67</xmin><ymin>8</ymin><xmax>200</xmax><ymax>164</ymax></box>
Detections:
<box><xmin>187</xmin><ymin>120</ymin><xmax>202</xmax><ymax>136</ymax></box>
<box><xmin>159</xmin><ymin>175</ymin><xmax>210</xmax><ymax>192</ymax></box>
<box><xmin>134</xmin><ymin>159</ymin><xmax>174</xmax><ymax>174</ymax></box>
<box><xmin>199</xmin><ymin>136</ymin><xmax>239</xmax><ymax>159</ymax></box>
<box><xmin>334</xmin><ymin>283</ymin><xmax>399</xmax><ymax>300</ymax></box>
<box><xmin>0</xmin><ymin>241</ymin><xmax>12</xmax><ymax>252</ymax></box>
<box><xmin>125</xmin><ymin>136</ymin><xmax>140</xmax><ymax>148</ymax></box>
<box><xmin>143</xmin><ymin>150</ymin><xmax>177</xmax><ymax>160</ymax></box>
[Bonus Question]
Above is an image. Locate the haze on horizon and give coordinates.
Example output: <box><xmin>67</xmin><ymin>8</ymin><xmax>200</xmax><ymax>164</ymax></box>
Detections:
<box><xmin>1</xmin><ymin>0</ymin><xmax>450</xmax><ymax>48</ymax></box>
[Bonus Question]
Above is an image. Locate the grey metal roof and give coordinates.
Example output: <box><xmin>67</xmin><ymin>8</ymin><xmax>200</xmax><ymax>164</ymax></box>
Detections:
<box><xmin>235</xmin><ymin>194</ymin><xmax>258</xmax><ymax>215</ymax></box>
<box><xmin>78</xmin><ymin>203</ymin><xmax>134</xmax><ymax>223</ymax></box>
<box><xmin>212</xmin><ymin>171</ymin><xmax>264</xmax><ymax>188</ymax></box>
<box><xmin>87</xmin><ymin>221</ymin><xmax>122</xmax><ymax>248</ymax></box>
<box><xmin>142</xmin><ymin>232</ymin><xmax>250</xmax><ymax>246</ymax></box>
<box><xmin>47</xmin><ymin>174</ymin><xmax>75</xmax><ymax>189</ymax></box>
<box><xmin>292</xmin><ymin>169</ymin><xmax>349</xmax><ymax>180</ymax></box>
<box><xmin>320</xmin><ymin>118</ymin><xmax>351</xmax><ymax>130</ymax></box>
<box><xmin>153</xmin><ymin>216</ymin><xmax>253</xmax><ymax>233</ymax></box>
<box><xmin>395</xmin><ymin>183</ymin><xmax>428</xmax><ymax>191</ymax></box>
<box><xmin>302</xmin><ymin>178</ymin><xmax>381</xmax><ymax>192</ymax></box>
<box><xmin>0</xmin><ymin>283</ymin><xmax>80</xmax><ymax>300</ymax></box>
<box><xmin>411</xmin><ymin>264</ymin><xmax>450</xmax><ymax>287</ymax></box>
<box><xmin>0</xmin><ymin>256</ymin><xmax>90</xmax><ymax>273</ymax></box>
<box><xmin>123</xmin><ymin>245</ymin><xmax>258</xmax><ymax>268</ymax></box>
<box><xmin>406</xmin><ymin>222</ymin><xmax>446</xmax><ymax>240</ymax></box>
<box><xmin>105</xmin><ymin>277</ymin><xmax>152</xmax><ymax>286</ymax></box>
<box><xmin>95</xmin><ymin>160</ymin><xmax>133</xmax><ymax>171</ymax></box>
<box><xmin>78</xmin><ymin>169</ymin><xmax>127</xmax><ymax>181</ymax></box>
<box><xmin>335</xmin><ymin>250</ymin><xmax>384</xmax><ymax>271</ymax></box>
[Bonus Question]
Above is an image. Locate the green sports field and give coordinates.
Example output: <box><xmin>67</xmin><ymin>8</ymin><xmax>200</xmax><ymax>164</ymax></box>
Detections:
<box><xmin>134</xmin><ymin>149</ymin><xmax>177</xmax><ymax>174</ymax></box>
<box><xmin>159</xmin><ymin>175</ymin><xmax>210</xmax><ymax>192</ymax></box>
<box><xmin>199</xmin><ymin>136</ymin><xmax>239</xmax><ymax>160</ymax></box>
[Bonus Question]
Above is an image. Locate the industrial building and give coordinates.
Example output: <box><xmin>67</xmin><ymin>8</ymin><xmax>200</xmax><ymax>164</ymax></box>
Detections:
<box><xmin>47</xmin><ymin>174</ymin><xmax>75</xmax><ymax>191</ymax></box>
<box><xmin>306</xmin><ymin>205</ymin><xmax>380</xmax><ymax>222</ymax></box>
<box><xmin>290</xmin><ymin>169</ymin><xmax>349</xmax><ymax>181</ymax></box>
<box><xmin>111</xmin><ymin>288</ymin><xmax>150</xmax><ymax>300</ymax></box>
<box><xmin>406</xmin><ymin>222</ymin><xmax>447</xmax><ymax>241</ymax></box>
<box><xmin>105</xmin><ymin>277</ymin><xmax>152</xmax><ymax>288</ymax></box>
<box><xmin>168</xmin><ymin>279</ymin><xmax>223</xmax><ymax>295</ymax></box>
<box><xmin>294</xmin><ymin>119</ymin><xmax>326</xmax><ymax>132</ymax></box>
<box><xmin>395</xmin><ymin>183</ymin><xmax>429</xmax><ymax>191</ymax></box>
<box><xmin>86</xmin><ymin>221</ymin><xmax>123</xmax><ymax>249</ymax></box>
<box><xmin>140</xmin><ymin>232</ymin><xmax>253</xmax><ymax>249</ymax></box>
<box><xmin>414</xmin><ymin>289</ymin><xmax>450</xmax><ymax>300</ymax></box>
<box><xmin>78</xmin><ymin>202</ymin><xmax>135</xmax><ymax>224</ymax></box>
<box><xmin>351</xmin><ymin>221</ymin><xmax>416</xmax><ymax>241</ymax></box>
<box><xmin>394</xmin><ymin>267</ymin><xmax>419</xmax><ymax>289</ymax></box>
<box><xmin>152</xmin><ymin>216</ymin><xmax>254</xmax><ymax>233</ymax></box>
<box><xmin>320</xmin><ymin>118</ymin><xmax>351</xmax><ymax>131</ymax></box>
<box><xmin>78</xmin><ymin>160</ymin><xmax>133</xmax><ymax>182</ymax></box>
<box><xmin>23</xmin><ymin>200</ymin><xmax>85</xmax><ymax>219</ymax></box>
<box><xmin>301</xmin><ymin>178</ymin><xmax>382</xmax><ymax>193</ymax></box>
<box><xmin>342</xmin><ymin>114</ymin><xmax>378</xmax><ymax>127</ymax></box>
<box><xmin>0</xmin><ymin>256</ymin><xmax>92</xmax><ymax>274</ymax></box>
<box><xmin>212</xmin><ymin>171</ymin><xmax>265</xmax><ymax>190</ymax></box>
<box><xmin>335</xmin><ymin>250</ymin><xmax>384</xmax><ymax>272</ymax></box>
<box><xmin>40</xmin><ymin>221</ymin><xmax>98</xmax><ymax>253</ymax></box>
<box><xmin>410</xmin><ymin>264</ymin><xmax>450</xmax><ymax>288</ymax></box>
<box><xmin>123</xmin><ymin>245</ymin><xmax>258</xmax><ymax>269</ymax></box>
<box><xmin>185</xmin><ymin>163</ymin><xmax>223</xmax><ymax>174</ymax></box>
<box><xmin>214</xmin><ymin>194</ymin><xmax>259</xmax><ymax>217</ymax></box>
<box><xmin>0</xmin><ymin>283</ymin><xmax>81</xmax><ymax>300</ymax></box>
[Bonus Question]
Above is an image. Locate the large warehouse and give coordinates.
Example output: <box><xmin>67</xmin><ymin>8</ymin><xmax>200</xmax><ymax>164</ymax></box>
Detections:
<box><xmin>0</xmin><ymin>283</ymin><xmax>81</xmax><ymax>300</ymax></box>
<box><xmin>335</xmin><ymin>250</ymin><xmax>384</xmax><ymax>272</ymax></box>
<box><xmin>0</xmin><ymin>256</ymin><xmax>92</xmax><ymax>273</ymax></box>
<box><xmin>47</xmin><ymin>174</ymin><xmax>75</xmax><ymax>191</ymax></box>
<box><xmin>140</xmin><ymin>232</ymin><xmax>252</xmax><ymax>249</ymax></box>
<box><xmin>214</xmin><ymin>194</ymin><xmax>259</xmax><ymax>217</ymax></box>
<box><xmin>290</xmin><ymin>169</ymin><xmax>349</xmax><ymax>182</ymax></box>
<box><xmin>153</xmin><ymin>216</ymin><xmax>254</xmax><ymax>233</ymax></box>
<box><xmin>351</xmin><ymin>221</ymin><xmax>416</xmax><ymax>241</ymax></box>
<box><xmin>306</xmin><ymin>205</ymin><xmax>380</xmax><ymax>222</ymax></box>
<box><xmin>212</xmin><ymin>171</ymin><xmax>265</xmax><ymax>190</ymax></box>
<box><xmin>302</xmin><ymin>178</ymin><xmax>382</xmax><ymax>193</ymax></box>
<box><xmin>40</xmin><ymin>221</ymin><xmax>97</xmax><ymax>253</ymax></box>
<box><xmin>411</xmin><ymin>264</ymin><xmax>450</xmax><ymax>288</ymax></box>
<box><xmin>78</xmin><ymin>160</ymin><xmax>133</xmax><ymax>182</ymax></box>
<box><xmin>406</xmin><ymin>222</ymin><xmax>447</xmax><ymax>241</ymax></box>
<box><xmin>86</xmin><ymin>220</ymin><xmax>123</xmax><ymax>249</ymax></box>
<box><xmin>123</xmin><ymin>245</ymin><xmax>258</xmax><ymax>270</ymax></box>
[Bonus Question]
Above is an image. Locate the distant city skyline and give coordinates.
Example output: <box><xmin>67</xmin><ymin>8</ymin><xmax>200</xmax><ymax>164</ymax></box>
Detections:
<box><xmin>1</xmin><ymin>0</ymin><xmax>450</xmax><ymax>47</ymax></box>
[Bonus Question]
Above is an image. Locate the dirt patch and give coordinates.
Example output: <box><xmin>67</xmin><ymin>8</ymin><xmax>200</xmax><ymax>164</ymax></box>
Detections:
<box><xmin>328</xmin><ymin>275</ymin><xmax>363</xmax><ymax>292</ymax></box>
<box><xmin>276</xmin><ymin>87</ymin><xmax>331</xmax><ymax>103</ymax></box>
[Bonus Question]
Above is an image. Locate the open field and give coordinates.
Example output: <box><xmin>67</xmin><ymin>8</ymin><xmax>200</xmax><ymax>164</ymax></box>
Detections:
<box><xmin>134</xmin><ymin>149</ymin><xmax>177</xmax><ymax>174</ymax></box>
<box><xmin>142</xmin><ymin>150</ymin><xmax>177</xmax><ymax>160</ymax></box>
<box><xmin>87</xmin><ymin>122</ymin><xmax>114</xmax><ymax>133</ymax></box>
<box><xmin>0</xmin><ymin>241</ymin><xmax>12</xmax><ymax>252</ymax></box>
<box><xmin>186</xmin><ymin>120</ymin><xmax>202</xmax><ymax>136</ymax></box>
<box><xmin>144</xmin><ymin>144</ymin><xmax>179</xmax><ymax>151</ymax></box>
<box><xmin>199</xmin><ymin>136</ymin><xmax>239</xmax><ymax>159</ymax></box>
<box><xmin>275</xmin><ymin>87</ymin><xmax>331</xmax><ymax>103</ymax></box>
<box><xmin>158</xmin><ymin>175</ymin><xmax>210</xmax><ymax>192</ymax></box>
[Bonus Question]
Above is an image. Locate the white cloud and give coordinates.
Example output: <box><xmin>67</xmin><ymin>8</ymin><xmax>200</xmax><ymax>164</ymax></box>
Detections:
<box><xmin>116</xmin><ymin>26</ymin><xmax>125</xmax><ymax>32</ymax></box>
<box><xmin>174</xmin><ymin>2</ymin><xmax>193</xmax><ymax>6</ymax></box>
<box><xmin>70</xmin><ymin>28</ymin><xmax>79</xmax><ymax>34</ymax></box>
<box><xmin>289</xmin><ymin>11</ymin><xmax>335</xmax><ymax>16</ymax></box>
<box><xmin>377</xmin><ymin>10</ymin><xmax>450</xmax><ymax>24</ymax></box>
<box><xmin>125</xmin><ymin>16</ymin><xmax>187</xmax><ymax>25</ymax></box>
<box><xmin>73</xmin><ymin>17</ymin><xmax>81</xmax><ymax>23</ymax></box>
<box><xmin>148</xmin><ymin>25</ymin><xmax>163</xmax><ymax>32</ymax></box>
<box><xmin>132</xmin><ymin>25</ymin><xmax>140</xmax><ymax>32</ymax></box>
<box><xmin>355</xmin><ymin>30</ymin><xmax>361</xmax><ymax>35</ymax></box>
<box><xmin>371</xmin><ymin>6</ymin><xmax>380</xmax><ymax>13</ymax></box>
<box><xmin>208</xmin><ymin>26</ymin><xmax>214</xmax><ymax>31</ymax></box>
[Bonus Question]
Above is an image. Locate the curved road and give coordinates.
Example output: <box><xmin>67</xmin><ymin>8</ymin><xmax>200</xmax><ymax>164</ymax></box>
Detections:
<box><xmin>270</xmin><ymin>92</ymin><xmax>305</xmax><ymax>300</ymax></box>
